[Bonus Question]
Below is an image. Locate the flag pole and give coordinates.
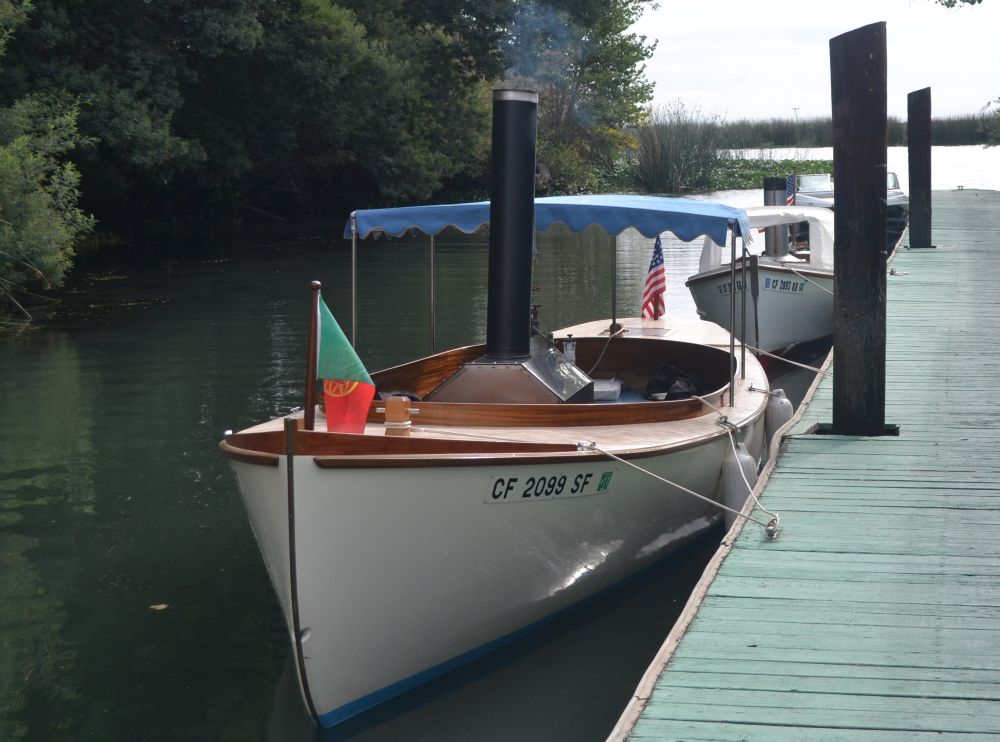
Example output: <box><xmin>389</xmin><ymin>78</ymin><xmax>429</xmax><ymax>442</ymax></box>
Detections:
<box><xmin>304</xmin><ymin>280</ymin><xmax>321</xmax><ymax>431</ymax></box>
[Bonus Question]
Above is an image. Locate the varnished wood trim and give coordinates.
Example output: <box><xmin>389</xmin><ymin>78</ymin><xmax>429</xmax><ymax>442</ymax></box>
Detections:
<box><xmin>222</xmin><ymin>428</ymin><xmax>579</xmax><ymax>458</ymax></box>
<box><xmin>222</xmin><ymin>420</ymin><xmax>734</xmax><ymax>468</ymax></box>
<box><xmin>312</xmin><ymin>430</ymin><xmax>731</xmax><ymax>468</ymax></box>
<box><xmin>219</xmin><ymin>438</ymin><xmax>280</xmax><ymax>466</ymax></box>
<box><xmin>366</xmin><ymin>396</ymin><xmax>711</xmax><ymax>427</ymax></box>
<box><xmin>371</xmin><ymin>344</ymin><xmax>484</xmax><ymax>398</ymax></box>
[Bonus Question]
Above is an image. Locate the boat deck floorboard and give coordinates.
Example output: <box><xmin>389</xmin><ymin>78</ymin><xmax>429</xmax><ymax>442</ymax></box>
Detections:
<box><xmin>613</xmin><ymin>189</ymin><xmax>1000</xmax><ymax>740</ymax></box>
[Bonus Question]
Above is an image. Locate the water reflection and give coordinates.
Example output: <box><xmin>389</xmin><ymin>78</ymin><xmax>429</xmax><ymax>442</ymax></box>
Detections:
<box><xmin>0</xmin><ymin>332</ymin><xmax>93</xmax><ymax>738</ymax></box>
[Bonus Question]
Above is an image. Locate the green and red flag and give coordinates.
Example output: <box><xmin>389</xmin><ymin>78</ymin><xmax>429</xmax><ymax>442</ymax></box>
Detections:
<box><xmin>316</xmin><ymin>296</ymin><xmax>375</xmax><ymax>433</ymax></box>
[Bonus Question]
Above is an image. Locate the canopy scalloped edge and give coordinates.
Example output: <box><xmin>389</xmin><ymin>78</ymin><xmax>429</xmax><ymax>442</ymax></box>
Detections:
<box><xmin>345</xmin><ymin>194</ymin><xmax>749</xmax><ymax>247</ymax></box>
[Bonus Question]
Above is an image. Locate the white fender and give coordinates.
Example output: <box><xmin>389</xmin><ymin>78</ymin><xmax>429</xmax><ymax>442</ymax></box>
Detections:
<box><xmin>721</xmin><ymin>441</ymin><xmax>757</xmax><ymax>530</ymax></box>
<box><xmin>765</xmin><ymin>388</ymin><xmax>794</xmax><ymax>446</ymax></box>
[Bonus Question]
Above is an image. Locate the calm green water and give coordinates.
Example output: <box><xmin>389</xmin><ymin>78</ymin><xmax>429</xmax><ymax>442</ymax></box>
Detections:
<box><xmin>0</xmin><ymin>208</ymin><xmax>819</xmax><ymax>740</ymax></box>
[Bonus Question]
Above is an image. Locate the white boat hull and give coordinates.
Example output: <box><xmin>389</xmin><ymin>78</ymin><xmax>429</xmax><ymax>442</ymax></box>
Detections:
<box><xmin>231</xmin><ymin>417</ymin><xmax>765</xmax><ymax>726</ymax></box>
<box><xmin>687</xmin><ymin>262</ymin><xmax>833</xmax><ymax>353</ymax></box>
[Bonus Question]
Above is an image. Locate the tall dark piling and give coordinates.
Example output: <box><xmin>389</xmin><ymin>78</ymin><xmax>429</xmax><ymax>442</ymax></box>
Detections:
<box><xmin>907</xmin><ymin>87</ymin><xmax>933</xmax><ymax>249</ymax></box>
<box><xmin>829</xmin><ymin>22</ymin><xmax>887</xmax><ymax>435</ymax></box>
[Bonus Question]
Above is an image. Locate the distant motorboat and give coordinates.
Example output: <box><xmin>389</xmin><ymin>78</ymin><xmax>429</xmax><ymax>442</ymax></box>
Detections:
<box><xmin>792</xmin><ymin>171</ymin><xmax>909</xmax><ymax>248</ymax></box>
<box><xmin>686</xmin><ymin>205</ymin><xmax>835</xmax><ymax>354</ymax></box>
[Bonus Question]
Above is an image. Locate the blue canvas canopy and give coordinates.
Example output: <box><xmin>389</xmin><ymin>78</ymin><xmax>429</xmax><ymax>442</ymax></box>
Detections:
<box><xmin>345</xmin><ymin>194</ymin><xmax>749</xmax><ymax>247</ymax></box>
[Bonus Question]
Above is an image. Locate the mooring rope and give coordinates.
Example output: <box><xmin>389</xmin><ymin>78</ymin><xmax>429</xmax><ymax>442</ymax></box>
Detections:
<box><xmin>741</xmin><ymin>343</ymin><xmax>830</xmax><ymax>374</ymax></box>
<box><xmin>783</xmin><ymin>265</ymin><xmax>834</xmax><ymax>295</ymax></box>
<box><xmin>694</xmin><ymin>394</ymin><xmax>781</xmax><ymax>536</ymax></box>
<box><xmin>409</xmin><ymin>422</ymin><xmax>778</xmax><ymax>535</ymax></box>
<box><xmin>408</xmin><ymin>397</ymin><xmax>781</xmax><ymax>538</ymax></box>
<box><xmin>719</xmin><ymin>421</ymin><xmax>780</xmax><ymax>530</ymax></box>
<box><xmin>577</xmin><ymin>439</ymin><xmax>778</xmax><ymax>537</ymax></box>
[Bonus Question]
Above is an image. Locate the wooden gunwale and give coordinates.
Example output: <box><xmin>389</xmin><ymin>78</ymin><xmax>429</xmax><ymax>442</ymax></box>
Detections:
<box><xmin>225</xmin><ymin>429</ymin><xmax>579</xmax><ymax>458</ymax></box>
<box><xmin>218</xmin><ymin>439</ymin><xmax>280</xmax><ymax>466</ymax></box>
<box><xmin>220</xmin><ymin>414</ymin><xmax>740</xmax><ymax>469</ymax></box>
<box><xmin>310</xmin><ymin>427</ymin><xmax>733</xmax><ymax>468</ymax></box>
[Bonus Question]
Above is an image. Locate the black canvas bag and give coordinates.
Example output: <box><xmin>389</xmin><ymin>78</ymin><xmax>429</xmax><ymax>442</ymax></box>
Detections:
<box><xmin>644</xmin><ymin>364</ymin><xmax>702</xmax><ymax>400</ymax></box>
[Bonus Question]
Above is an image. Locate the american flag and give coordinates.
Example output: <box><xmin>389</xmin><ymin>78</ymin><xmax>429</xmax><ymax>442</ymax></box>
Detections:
<box><xmin>786</xmin><ymin>173</ymin><xmax>796</xmax><ymax>205</ymax></box>
<box><xmin>641</xmin><ymin>235</ymin><xmax>666</xmax><ymax>320</ymax></box>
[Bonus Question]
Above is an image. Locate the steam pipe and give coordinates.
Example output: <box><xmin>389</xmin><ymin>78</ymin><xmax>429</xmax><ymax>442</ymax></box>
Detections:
<box><xmin>486</xmin><ymin>88</ymin><xmax>538</xmax><ymax>360</ymax></box>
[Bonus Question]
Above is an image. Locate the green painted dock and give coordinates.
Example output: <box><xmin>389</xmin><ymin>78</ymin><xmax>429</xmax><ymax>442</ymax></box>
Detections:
<box><xmin>613</xmin><ymin>189</ymin><xmax>1000</xmax><ymax>741</ymax></box>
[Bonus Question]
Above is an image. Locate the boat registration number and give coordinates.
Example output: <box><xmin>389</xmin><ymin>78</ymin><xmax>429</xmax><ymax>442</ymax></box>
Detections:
<box><xmin>763</xmin><ymin>277</ymin><xmax>806</xmax><ymax>293</ymax></box>
<box><xmin>485</xmin><ymin>468</ymin><xmax>616</xmax><ymax>503</ymax></box>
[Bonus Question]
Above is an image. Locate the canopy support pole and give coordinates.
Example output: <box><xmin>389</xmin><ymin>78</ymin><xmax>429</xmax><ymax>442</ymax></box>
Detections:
<box><xmin>740</xmin><ymin>243</ymin><xmax>747</xmax><ymax>379</ymax></box>
<box><xmin>350</xmin><ymin>216</ymin><xmax>358</xmax><ymax>346</ymax></box>
<box><xmin>749</xmin><ymin>254</ymin><xmax>761</xmax><ymax>356</ymax></box>
<box><xmin>609</xmin><ymin>234</ymin><xmax>621</xmax><ymax>334</ymax></box>
<box><xmin>728</xmin><ymin>227</ymin><xmax>736</xmax><ymax>406</ymax></box>
<box><xmin>430</xmin><ymin>234</ymin><xmax>437</xmax><ymax>352</ymax></box>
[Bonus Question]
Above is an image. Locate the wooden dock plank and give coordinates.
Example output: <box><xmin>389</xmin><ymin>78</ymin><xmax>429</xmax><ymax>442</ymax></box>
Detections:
<box><xmin>615</xmin><ymin>190</ymin><xmax>1000</xmax><ymax>740</ymax></box>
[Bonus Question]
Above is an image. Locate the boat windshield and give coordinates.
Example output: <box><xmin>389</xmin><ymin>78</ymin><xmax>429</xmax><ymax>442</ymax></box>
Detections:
<box><xmin>796</xmin><ymin>174</ymin><xmax>832</xmax><ymax>192</ymax></box>
<box><xmin>886</xmin><ymin>172</ymin><xmax>900</xmax><ymax>189</ymax></box>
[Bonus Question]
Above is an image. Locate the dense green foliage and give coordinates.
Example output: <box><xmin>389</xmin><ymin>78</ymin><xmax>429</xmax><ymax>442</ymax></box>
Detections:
<box><xmin>0</xmin><ymin>0</ymin><xmax>656</xmax><ymax>315</ymax></box>
<box><xmin>0</xmin><ymin>0</ymin><xmax>499</xmax><ymax>219</ymax></box>
<box><xmin>0</xmin><ymin>98</ymin><xmax>95</xmax><ymax>320</ymax></box>
<box><xmin>0</xmin><ymin>2</ymin><xmax>94</xmax><ymax>320</ymax></box>
<box><xmin>0</xmin><ymin>0</ymin><xmax>656</xmax><ymax>221</ymax></box>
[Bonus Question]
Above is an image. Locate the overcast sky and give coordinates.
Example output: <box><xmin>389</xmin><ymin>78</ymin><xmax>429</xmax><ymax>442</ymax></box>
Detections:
<box><xmin>632</xmin><ymin>0</ymin><xmax>1000</xmax><ymax>121</ymax></box>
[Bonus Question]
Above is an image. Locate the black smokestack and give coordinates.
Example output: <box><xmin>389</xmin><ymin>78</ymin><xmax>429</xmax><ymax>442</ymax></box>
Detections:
<box><xmin>486</xmin><ymin>88</ymin><xmax>538</xmax><ymax>360</ymax></box>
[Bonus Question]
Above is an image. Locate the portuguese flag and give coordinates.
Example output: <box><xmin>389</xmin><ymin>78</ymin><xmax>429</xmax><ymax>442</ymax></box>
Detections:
<box><xmin>316</xmin><ymin>297</ymin><xmax>375</xmax><ymax>433</ymax></box>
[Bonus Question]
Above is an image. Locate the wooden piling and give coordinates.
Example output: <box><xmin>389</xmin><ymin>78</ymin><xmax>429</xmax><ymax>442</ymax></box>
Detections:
<box><xmin>907</xmin><ymin>87</ymin><xmax>934</xmax><ymax>249</ymax></box>
<box><xmin>829</xmin><ymin>22</ymin><xmax>887</xmax><ymax>436</ymax></box>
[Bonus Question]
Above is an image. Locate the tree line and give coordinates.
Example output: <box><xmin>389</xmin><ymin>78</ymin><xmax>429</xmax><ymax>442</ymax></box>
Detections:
<box><xmin>709</xmin><ymin>112</ymin><xmax>998</xmax><ymax>149</ymax></box>
<box><xmin>0</xmin><ymin>0</ymin><xmax>656</xmax><ymax>317</ymax></box>
<box><xmin>629</xmin><ymin>102</ymin><xmax>998</xmax><ymax>195</ymax></box>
